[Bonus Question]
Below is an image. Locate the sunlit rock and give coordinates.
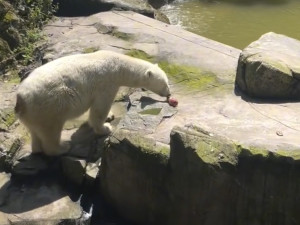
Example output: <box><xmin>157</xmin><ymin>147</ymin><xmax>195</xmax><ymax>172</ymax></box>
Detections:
<box><xmin>236</xmin><ymin>32</ymin><xmax>300</xmax><ymax>100</ymax></box>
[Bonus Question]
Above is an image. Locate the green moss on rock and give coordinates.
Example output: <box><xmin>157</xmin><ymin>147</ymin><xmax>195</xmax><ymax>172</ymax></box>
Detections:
<box><xmin>112</xmin><ymin>30</ymin><xmax>134</xmax><ymax>41</ymax></box>
<box><xmin>0</xmin><ymin>108</ymin><xmax>17</xmax><ymax>130</ymax></box>
<box><xmin>110</xmin><ymin>129</ymin><xmax>170</xmax><ymax>165</ymax></box>
<box><xmin>159</xmin><ymin>61</ymin><xmax>217</xmax><ymax>90</ymax></box>
<box><xmin>126</xmin><ymin>49</ymin><xmax>155</xmax><ymax>62</ymax></box>
<box><xmin>236</xmin><ymin>144</ymin><xmax>300</xmax><ymax>164</ymax></box>
<box><xmin>274</xmin><ymin>149</ymin><xmax>300</xmax><ymax>161</ymax></box>
<box><xmin>82</xmin><ymin>47</ymin><xmax>99</xmax><ymax>54</ymax></box>
<box><xmin>4</xmin><ymin>10</ymin><xmax>18</xmax><ymax>23</ymax></box>
<box><xmin>126</xmin><ymin>49</ymin><xmax>218</xmax><ymax>90</ymax></box>
<box><xmin>139</xmin><ymin>108</ymin><xmax>162</xmax><ymax>115</ymax></box>
<box><xmin>0</xmin><ymin>38</ymin><xmax>12</xmax><ymax>62</ymax></box>
<box><xmin>236</xmin><ymin>144</ymin><xmax>270</xmax><ymax>158</ymax></box>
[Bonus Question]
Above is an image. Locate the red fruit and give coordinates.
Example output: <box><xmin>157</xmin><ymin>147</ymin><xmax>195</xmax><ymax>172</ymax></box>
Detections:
<box><xmin>168</xmin><ymin>97</ymin><xmax>178</xmax><ymax>107</ymax></box>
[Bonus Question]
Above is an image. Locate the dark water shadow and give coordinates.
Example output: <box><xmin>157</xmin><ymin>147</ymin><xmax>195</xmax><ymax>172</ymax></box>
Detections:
<box><xmin>140</xmin><ymin>96</ymin><xmax>167</xmax><ymax>109</ymax></box>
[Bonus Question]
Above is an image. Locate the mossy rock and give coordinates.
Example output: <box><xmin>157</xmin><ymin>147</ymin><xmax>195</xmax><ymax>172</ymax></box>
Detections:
<box><xmin>0</xmin><ymin>136</ymin><xmax>22</xmax><ymax>171</ymax></box>
<box><xmin>171</xmin><ymin>125</ymin><xmax>239</xmax><ymax>170</ymax></box>
<box><xmin>82</xmin><ymin>46</ymin><xmax>99</xmax><ymax>54</ymax></box>
<box><xmin>111</xmin><ymin>30</ymin><xmax>134</xmax><ymax>41</ymax></box>
<box><xmin>3</xmin><ymin>10</ymin><xmax>19</xmax><ymax>24</ymax></box>
<box><xmin>101</xmin><ymin>124</ymin><xmax>300</xmax><ymax>224</ymax></box>
<box><xmin>94</xmin><ymin>23</ymin><xmax>134</xmax><ymax>41</ymax></box>
<box><xmin>0</xmin><ymin>38</ymin><xmax>12</xmax><ymax>62</ymax></box>
<box><xmin>236</xmin><ymin>32</ymin><xmax>300</xmax><ymax>100</ymax></box>
<box><xmin>126</xmin><ymin>49</ymin><xmax>218</xmax><ymax>91</ymax></box>
<box><xmin>172</xmin><ymin>125</ymin><xmax>300</xmax><ymax>169</ymax></box>
<box><xmin>126</xmin><ymin>49</ymin><xmax>156</xmax><ymax>62</ymax></box>
<box><xmin>154</xmin><ymin>10</ymin><xmax>170</xmax><ymax>24</ymax></box>
<box><xmin>0</xmin><ymin>108</ymin><xmax>17</xmax><ymax>130</ymax></box>
<box><xmin>109</xmin><ymin>129</ymin><xmax>170</xmax><ymax>165</ymax></box>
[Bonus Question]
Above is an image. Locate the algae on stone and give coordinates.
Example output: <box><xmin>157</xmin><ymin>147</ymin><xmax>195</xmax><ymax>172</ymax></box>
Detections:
<box><xmin>159</xmin><ymin>61</ymin><xmax>217</xmax><ymax>90</ymax></box>
<box><xmin>139</xmin><ymin>108</ymin><xmax>162</xmax><ymax>115</ymax></box>
<box><xmin>82</xmin><ymin>46</ymin><xmax>99</xmax><ymax>54</ymax></box>
<box><xmin>237</xmin><ymin>144</ymin><xmax>300</xmax><ymax>162</ymax></box>
<box><xmin>126</xmin><ymin>49</ymin><xmax>218</xmax><ymax>90</ymax></box>
<box><xmin>0</xmin><ymin>108</ymin><xmax>17</xmax><ymax>130</ymax></box>
<box><xmin>110</xmin><ymin>129</ymin><xmax>170</xmax><ymax>164</ymax></box>
<box><xmin>111</xmin><ymin>30</ymin><xmax>134</xmax><ymax>41</ymax></box>
<box><xmin>126</xmin><ymin>49</ymin><xmax>155</xmax><ymax>63</ymax></box>
<box><xmin>236</xmin><ymin>144</ymin><xmax>270</xmax><ymax>158</ymax></box>
<box><xmin>171</xmin><ymin>125</ymin><xmax>239</xmax><ymax>168</ymax></box>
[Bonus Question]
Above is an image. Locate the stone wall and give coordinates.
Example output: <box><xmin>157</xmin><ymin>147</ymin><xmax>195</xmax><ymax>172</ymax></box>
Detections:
<box><xmin>100</xmin><ymin>127</ymin><xmax>300</xmax><ymax>225</ymax></box>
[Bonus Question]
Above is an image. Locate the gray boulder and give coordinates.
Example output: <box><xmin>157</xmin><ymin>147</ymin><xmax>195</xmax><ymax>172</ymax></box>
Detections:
<box><xmin>236</xmin><ymin>32</ymin><xmax>300</xmax><ymax>100</ymax></box>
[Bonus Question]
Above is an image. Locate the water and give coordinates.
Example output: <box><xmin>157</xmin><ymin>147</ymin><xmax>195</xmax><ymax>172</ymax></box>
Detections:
<box><xmin>161</xmin><ymin>0</ymin><xmax>300</xmax><ymax>49</ymax></box>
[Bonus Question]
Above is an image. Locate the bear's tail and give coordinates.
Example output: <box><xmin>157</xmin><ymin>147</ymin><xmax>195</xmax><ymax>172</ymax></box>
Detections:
<box><xmin>15</xmin><ymin>94</ymin><xmax>26</xmax><ymax>116</ymax></box>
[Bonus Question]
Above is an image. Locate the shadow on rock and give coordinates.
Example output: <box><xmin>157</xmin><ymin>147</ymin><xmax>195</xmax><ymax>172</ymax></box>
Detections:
<box><xmin>68</xmin><ymin>122</ymin><xmax>108</xmax><ymax>161</ymax></box>
<box><xmin>0</xmin><ymin>171</ymin><xmax>79</xmax><ymax>215</ymax></box>
<box><xmin>140</xmin><ymin>96</ymin><xmax>167</xmax><ymax>109</ymax></box>
<box><xmin>234</xmin><ymin>84</ymin><xmax>300</xmax><ymax>104</ymax></box>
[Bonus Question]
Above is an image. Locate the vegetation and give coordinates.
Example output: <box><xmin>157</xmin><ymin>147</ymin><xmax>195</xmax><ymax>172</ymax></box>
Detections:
<box><xmin>16</xmin><ymin>0</ymin><xmax>57</xmax><ymax>65</ymax></box>
<box><xmin>83</xmin><ymin>47</ymin><xmax>99</xmax><ymax>54</ymax></box>
<box><xmin>0</xmin><ymin>0</ymin><xmax>57</xmax><ymax>78</ymax></box>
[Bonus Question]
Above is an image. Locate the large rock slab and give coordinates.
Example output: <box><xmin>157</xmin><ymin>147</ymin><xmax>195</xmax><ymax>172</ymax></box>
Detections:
<box><xmin>43</xmin><ymin>11</ymin><xmax>239</xmax><ymax>80</ymax></box>
<box><xmin>100</xmin><ymin>126</ymin><xmax>300</xmax><ymax>225</ymax></box>
<box><xmin>236</xmin><ymin>32</ymin><xmax>300</xmax><ymax>99</ymax></box>
<box><xmin>0</xmin><ymin>172</ymin><xmax>86</xmax><ymax>225</ymax></box>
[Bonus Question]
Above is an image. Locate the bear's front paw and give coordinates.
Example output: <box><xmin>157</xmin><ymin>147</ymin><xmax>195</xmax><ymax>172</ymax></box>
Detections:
<box><xmin>94</xmin><ymin>123</ymin><xmax>112</xmax><ymax>136</ymax></box>
<box><xmin>106</xmin><ymin>111</ymin><xmax>115</xmax><ymax>123</ymax></box>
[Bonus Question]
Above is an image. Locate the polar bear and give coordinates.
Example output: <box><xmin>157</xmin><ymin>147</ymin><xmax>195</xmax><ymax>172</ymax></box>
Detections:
<box><xmin>15</xmin><ymin>50</ymin><xmax>171</xmax><ymax>156</ymax></box>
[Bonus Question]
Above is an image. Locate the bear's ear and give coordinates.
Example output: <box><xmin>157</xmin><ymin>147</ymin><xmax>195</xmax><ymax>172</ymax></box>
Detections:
<box><xmin>146</xmin><ymin>69</ymin><xmax>153</xmax><ymax>78</ymax></box>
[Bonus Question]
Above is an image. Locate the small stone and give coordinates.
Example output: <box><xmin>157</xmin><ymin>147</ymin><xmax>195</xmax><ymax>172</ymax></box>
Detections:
<box><xmin>276</xmin><ymin>131</ymin><xmax>283</xmax><ymax>136</ymax></box>
<box><xmin>218</xmin><ymin>153</ymin><xmax>224</xmax><ymax>160</ymax></box>
<box><xmin>85</xmin><ymin>162</ymin><xmax>99</xmax><ymax>188</ymax></box>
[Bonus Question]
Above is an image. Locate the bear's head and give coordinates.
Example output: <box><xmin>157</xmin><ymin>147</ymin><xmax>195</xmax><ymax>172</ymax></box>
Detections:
<box><xmin>145</xmin><ymin>64</ymin><xmax>171</xmax><ymax>97</ymax></box>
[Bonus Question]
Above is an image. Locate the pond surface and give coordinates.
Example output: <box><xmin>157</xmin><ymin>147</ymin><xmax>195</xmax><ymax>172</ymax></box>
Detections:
<box><xmin>161</xmin><ymin>0</ymin><xmax>300</xmax><ymax>49</ymax></box>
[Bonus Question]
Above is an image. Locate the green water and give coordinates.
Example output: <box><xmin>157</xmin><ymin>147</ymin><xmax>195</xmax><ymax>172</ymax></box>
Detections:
<box><xmin>161</xmin><ymin>0</ymin><xmax>300</xmax><ymax>49</ymax></box>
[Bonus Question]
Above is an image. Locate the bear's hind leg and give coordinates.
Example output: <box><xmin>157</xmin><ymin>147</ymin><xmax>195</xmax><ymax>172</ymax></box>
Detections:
<box><xmin>30</xmin><ymin>130</ymin><xmax>43</xmax><ymax>154</ymax></box>
<box><xmin>38</xmin><ymin>121</ymin><xmax>68</xmax><ymax>156</ymax></box>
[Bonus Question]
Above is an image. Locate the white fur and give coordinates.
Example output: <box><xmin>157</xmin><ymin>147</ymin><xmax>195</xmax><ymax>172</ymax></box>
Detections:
<box><xmin>15</xmin><ymin>50</ymin><xmax>171</xmax><ymax>156</ymax></box>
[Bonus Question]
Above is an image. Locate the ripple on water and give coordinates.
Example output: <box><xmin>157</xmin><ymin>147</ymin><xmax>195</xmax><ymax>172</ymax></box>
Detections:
<box><xmin>161</xmin><ymin>0</ymin><xmax>300</xmax><ymax>49</ymax></box>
